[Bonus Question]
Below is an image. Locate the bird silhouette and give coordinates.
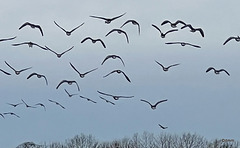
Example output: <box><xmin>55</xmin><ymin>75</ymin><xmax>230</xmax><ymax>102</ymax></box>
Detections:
<box><xmin>6</xmin><ymin>102</ymin><xmax>23</xmax><ymax>107</ymax></box>
<box><xmin>103</xmin><ymin>69</ymin><xmax>131</xmax><ymax>82</ymax></box>
<box><xmin>101</xmin><ymin>55</ymin><xmax>125</xmax><ymax>66</ymax></box>
<box><xmin>79</xmin><ymin>95</ymin><xmax>97</xmax><ymax>104</ymax></box>
<box><xmin>99</xmin><ymin>96</ymin><xmax>115</xmax><ymax>105</ymax></box>
<box><xmin>97</xmin><ymin>90</ymin><xmax>134</xmax><ymax>100</ymax></box>
<box><xmin>3</xmin><ymin>112</ymin><xmax>20</xmax><ymax>118</ymax></box>
<box><xmin>48</xmin><ymin>99</ymin><xmax>65</xmax><ymax>109</ymax></box>
<box><xmin>21</xmin><ymin>99</ymin><xmax>37</xmax><ymax>108</ymax></box>
<box><xmin>90</xmin><ymin>12</ymin><xmax>126</xmax><ymax>24</ymax></box>
<box><xmin>27</xmin><ymin>72</ymin><xmax>48</xmax><ymax>85</ymax></box>
<box><xmin>19</xmin><ymin>22</ymin><xmax>44</xmax><ymax>36</ymax></box>
<box><xmin>165</xmin><ymin>41</ymin><xmax>201</xmax><ymax>48</ymax></box>
<box><xmin>81</xmin><ymin>37</ymin><xmax>106</xmax><ymax>48</ymax></box>
<box><xmin>181</xmin><ymin>24</ymin><xmax>204</xmax><ymax>37</ymax></box>
<box><xmin>0</xmin><ymin>69</ymin><xmax>11</xmax><ymax>75</ymax></box>
<box><xmin>45</xmin><ymin>46</ymin><xmax>74</xmax><ymax>58</ymax></box>
<box><xmin>152</xmin><ymin>24</ymin><xmax>178</xmax><ymax>38</ymax></box>
<box><xmin>35</xmin><ymin>103</ymin><xmax>46</xmax><ymax>111</ymax></box>
<box><xmin>69</xmin><ymin>62</ymin><xmax>98</xmax><ymax>78</ymax></box>
<box><xmin>64</xmin><ymin>89</ymin><xmax>78</xmax><ymax>97</ymax></box>
<box><xmin>158</xmin><ymin>124</ymin><xmax>168</xmax><ymax>129</ymax></box>
<box><xmin>0</xmin><ymin>113</ymin><xmax>4</xmax><ymax>119</ymax></box>
<box><xmin>56</xmin><ymin>80</ymin><xmax>80</xmax><ymax>91</ymax></box>
<box><xmin>5</xmin><ymin>61</ymin><xmax>32</xmax><ymax>75</ymax></box>
<box><xmin>155</xmin><ymin>60</ymin><xmax>180</xmax><ymax>71</ymax></box>
<box><xmin>161</xmin><ymin>20</ymin><xmax>186</xmax><ymax>28</ymax></box>
<box><xmin>223</xmin><ymin>36</ymin><xmax>240</xmax><ymax>45</ymax></box>
<box><xmin>140</xmin><ymin>99</ymin><xmax>168</xmax><ymax>110</ymax></box>
<box><xmin>120</xmin><ymin>19</ymin><xmax>140</xmax><ymax>35</ymax></box>
<box><xmin>54</xmin><ymin>21</ymin><xmax>84</xmax><ymax>36</ymax></box>
<box><xmin>206</xmin><ymin>67</ymin><xmax>230</xmax><ymax>76</ymax></box>
<box><xmin>12</xmin><ymin>41</ymin><xmax>46</xmax><ymax>50</ymax></box>
<box><xmin>105</xmin><ymin>28</ymin><xmax>129</xmax><ymax>43</ymax></box>
<box><xmin>0</xmin><ymin>36</ymin><xmax>17</xmax><ymax>42</ymax></box>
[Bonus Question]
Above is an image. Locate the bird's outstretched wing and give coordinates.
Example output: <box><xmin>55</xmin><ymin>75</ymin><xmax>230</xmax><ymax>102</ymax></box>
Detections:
<box><xmin>223</xmin><ymin>37</ymin><xmax>235</xmax><ymax>45</ymax></box>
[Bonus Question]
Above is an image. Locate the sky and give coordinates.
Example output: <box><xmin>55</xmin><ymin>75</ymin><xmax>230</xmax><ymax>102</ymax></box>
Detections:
<box><xmin>1</xmin><ymin>0</ymin><xmax>240</xmax><ymax>147</ymax></box>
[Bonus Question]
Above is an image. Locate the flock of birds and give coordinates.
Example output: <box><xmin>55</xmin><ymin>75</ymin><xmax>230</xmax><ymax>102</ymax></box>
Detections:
<box><xmin>0</xmin><ymin>12</ymin><xmax>235</xmax><ymax>129</ymax></box>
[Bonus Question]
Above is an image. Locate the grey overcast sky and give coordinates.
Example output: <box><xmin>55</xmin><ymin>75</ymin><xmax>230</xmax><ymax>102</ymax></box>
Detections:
<box><xmin>1</xmin><ymin>0</ymin><xmax>240</xmax><ymax>147</ymax></box>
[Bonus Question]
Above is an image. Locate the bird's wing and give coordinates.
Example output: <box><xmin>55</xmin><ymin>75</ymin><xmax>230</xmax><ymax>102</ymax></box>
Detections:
<box><xmin>117</xmin><ymin>55</ymin><xmax>125</xmax><ymax>66</ymax></box>
<box><xmin>0</xmin><ymin>69</ymin><xmax>11</xmax><ymax>75</ymax></box>
<box><xmin>0</xmin><ymin>36</ymin><xmax>17</xmax><ymax>42</ymax></box>
<box><xmin>165</xmin><ymin>29</ymin><xmax>178</xmax><ymax>35</ymax></box>
<box><xmin>105</xmin><ymin>29</ymin><xmax>117</xmax><ymax>36</ymax></box>
<box><xmin>27</xmin><ymin>73</ymin><xmax>37</xmax><ymax>79</ymax></box>
<box><xmin>97</xmin><ymin>91</ymin><xmax>113</xmax><ymax>97</ymax></box>
<box><xmin>168</xmin><ymin>63</ymin><xmax>180</xmax><ymax>69</ymax></box>
<box><xmin>161</xmin><ymin>20</ymin><xmax>171</xmax><ymax>26</ymax></box>
<box><xmin>90</xmin><ymin>15</ymin><xmax>109</xmax><ymax>20</ymax></box>
<box><xmin>42</xmin><ymin>75</ymin><xmax>48</xmax><ymax>85</ymax></box>
<box><xmin>19</xmin><ymin>22</ymin><xmax>31</xmax><ymax>30</ymax></box>
<box><xmin>64</xmin><ymin>89</ymin><xmax>71</xmax><ymax>96</ymax></box>
<box><xmin>103</xmin><ymin>70</ymin><xmax>117</xmax><ymax>78</ymax></box>
<box><xmin>0</xmin><ymin>113</ymin><xmax>5</xmax><ymax>118</ymax></box>
<box><xmin>155</xmin><ymin>60</ymin><xmax>165</xmax><ymax>70</ymax></box>
<box><xmin>111</xmin><ymin>12</ymin><xmax>126</xmax><ymax>20</ymax></box>
<box><xmin>33</xmin><ymin>43</ymin><xmax>47</xmax><ymax>50</ymax></box>
<box><xmin>175</xmin><ymin>20</ymin><xmax>186</xmax><ymax>26</ymax></box>
<box><xmin>61</xmin><ymin>46</ymin><xmax>74</xmax><ymax>55</ymax></box>
<box><xmin>223</xmin><ymin>36</ymin><xmax>235</xmax><ymax>45</ymax></box>
<box><xmin>83</xmin><ymin>68</ymin><xmax>98</xmax><ymax>75</ymax></box>
<box><xmin>140</xmin><ymin>99</ymin><xmax>152</xmax><ymax>106</ymax></box>
<box><xmin>181</xmin><ymin>24</ymin><xmax>193</xmax><ymax>30</ymax></box>
<box><xmin>219</xmin><ymin>69</ymin><xmax>230</xmax><ymax>76</ymax></box>
<box><xmin>155</xmin><ymin>99</ymin><xmax>168</xmax><ymax>106</ymax></box>
<box><xmin>206</xmin><ymin>67</ymin><xmax>215</xmax><ymax>73</ymax></box>
<box><xmin>45</xmin><ymin>46</ymin><xmax>58</xmax><ymax>55</ymax></box>
<box><xmin>69</xmin><ymin>62</ymin><xmax>81</xmax><ymax>75</ymax></box>
<box><xmin>196</xmin><ymin>28</ymin><xmax>204</xmax><ymax>37</ymax></box>
<box><xmin>187</xmin><ymin>43</ymin><xmax>201</xmax><ymax>48</ymax></box>
<box><xmin>152</xmin><ymin>24</ymin><xmax>162</xmax><ymax>34</ymax></box>
<box><xmin>36</xmin><ymin>25</ymin><xmax>44</xmax><ymax>36</ymax></box>
<box><xmin>120</xmin><ymin>20</ymin><xmax>131</xmax><ymax>28</ymax></box>
<box><xmin>70</xmin><ymin>22</ymin><xmax>84</xmax><ymax>33</ymax></box>
<box><xmin>54</xmin><ymin>21</ymin><xmax>67</xmax><ymax>32</ymax></box>
<box><xmin>122</xmin><ymin>30</ymin><xmax>129</xmax><ymax>43</ymax></box>
<box><xmin>96</xmin><ymin>39</ymin><xmax>106</xmax><ymax>48</ymax></box>
<box><xmin>121</xmin><ymin>71</ymin><xmax>131</xmax><ymax>82</ymax></box>
<box><xmin>101</xmin><ymin>55</ymin><xmax>112</xmax><ymax>65</ymax></box>
<box><xmin>73</xmin><ymin>81</ymin><xmax>80</xmax><ymax>91</ymax></box>
<box><xmin>165</xmin><ymin>42</ymin><xmax>181</xmax><ymax>45</ymax></box>
<box><xmin>19</xmin><ymin>67</ymin><xmax>32</xmax><ymax>73</ymax></box>
<box><xmin>81</xmin><ymin>37</ymin><xmax>92</xmax><ymax>43</ymax></box>
<box><xmin>56</xmin><ymin>80</ymin><xmax>67</xmax><ymax>89</ymax></box>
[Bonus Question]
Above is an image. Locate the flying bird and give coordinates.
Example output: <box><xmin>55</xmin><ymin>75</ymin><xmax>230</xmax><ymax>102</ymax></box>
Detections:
<box><xmin>54</xmin><ymin>21</ymin><xmax>84</xmax><ymax>36</ymax></box>
<box><xmin>120</xmin><ymin>19</ymin><xmax>140</xmax><ymax>35</ymax></box>
<box><xmin>48</xmin><ymin>99</ymin><xmax>65</xmax><ymax>109</ymax></box>
<box><xmin>161</xmin><ymin>20</ymin><xmax>186</xmax><ymax>28</ymax></box>
<box><xmin>101</xmin><ymin>54</ymin><xmax>125</xmax><ymax>66</ymax></box>
<box><xmin>5</xmin><ymin>61</ymin><xmax>32</xmax><ymax>75</ymax></box>
<box><xmin>56</xmin><ymin>80</ymin><xmax>80</xmax><ymax>91</ymax></box>
<box><xmin>81</xmin><ymin>37</ymin><xmax>106</xmax><ymax>48</ymax></box>
<box><xmin>206</xmin><ymin>67</ymin><xmax>230</xmax><ymax>76</ymax></box>
<box><xmin>79</xmin><ymin>95</ymin><xmax>97</xmax><ymax>104</ymax></box>
<box><xmin>99</xmin><ymin>96</ymin><xmax>115</xmax><ymax>105</ymax></box>
<box><xmin>69</xmin><ymin>62</ymin><xmax>98</xmax><ymax>78</ymax></box>
<box><xmin>90</xmin><ymin>12</ymin><xmax>126</xmax><ymax>24</ymax></box>
<box><xmin>0</xmin><ymin>69</ymin><xmax>11</xmax><ymax>75</ymax></box>
<box><xmin>103</xmin><ymin>69</ymin><xmax>131</xmax><ymax>82</ymax></box>
<box><xmin>12</xmin><ymin>41</ymin><xmax>46</xmax><ymax>50</ymax></box>
<box><xmin>35</xmin><ymin>103</ymin><xmax>46</xmax><ymax>111</ymax></box>
<box><xmin>181</xmin><ymin>24</ymin><xmax>204</xmax><ymax>37</ymax></box>
<box><xmin>140</xmin><ymin>99</ymin><xmax>168</xmax><ymax>110</ymax></box>
<box><xmin>158</xmin><ymin>124</ymin><xmax>168</xmax><ymax>129</ymax></box>
<box><xmin>19</xmin><ymin>22</ymin><xmax>44</xmax><ymax>36</ymax></box>
<box><xmin>21</xmin><ymin>99</ymin><xmax>37</xmax><ymax>108</ymax></box>
<box><xmin>27</xmin><ymin>72</ymin><xmax>48</xmax><ymax>85</ymax></box>
<box><xmin>3</xmin><ymin>112</ymin><xmax>20</xmax><ymax>118</ymax></box>
<box><xmin>155</xmin><ymin>60</ymin><xmax>180</xmax><ymax>71</ymax></box>
<box><xmin>97</xmin><ymin>90</ymin><xmax>134</xmax><ymax>100</ymax></box>
<box><xmin>6</xmin><ymin>102</ymin><xmax>23</xmax><ymax>107</ymax></box>
<box><xmin>223</xmin><ymin>36</ymin><xmax>240</xmax><ymax>45</ymax></box>
<box><xmin>152</xmin><ymin>24</ymin><xmax>178</xmax><ymax>38</ymax></box>
<box><xmin>165</xmin><ymin>42</ymin><xmax>201</xmax><ymax>48</ymax></box>
<box><xmin>64</xmin><ymin>89</ymin><xmax>78</xmax><ymax>98</ymax></box>
<box><xmin>0</xmin><ymin>36</ymin><xmax>17</xmax><ymax>42</ymax></box>
<box><xmin>105</xmin><ymin>28</ymin><xmax>129</xmax><ymax>43</ymax></box>
<box><xmin>45</xmin><ymin>46</ymin><xmax>74</xmax><ymax>58</ymax></box>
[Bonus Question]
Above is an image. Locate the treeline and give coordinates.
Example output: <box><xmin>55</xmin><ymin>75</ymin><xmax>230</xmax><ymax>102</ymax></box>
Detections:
<box><xmin>17</xmin><ymin>132</ymin><xmax>239</xmax><ymax>148</ymax></box>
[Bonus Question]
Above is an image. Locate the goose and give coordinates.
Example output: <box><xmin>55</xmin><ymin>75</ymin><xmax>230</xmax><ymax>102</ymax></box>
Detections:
<box><xmin>165</xmin><ymin>41</ymin><xmax>201</xmax><ymax>48</ymax></box>
<box><xmin>90</xmin><ymin>12</ymin><xmax>126</xmax><ymax>24</ymax></box>
<box><xmin>5</xmin><ymin>61</ymin><xmax>32</xmax><ymax>75</ymax></box>
<box><xmin>54</xmin><ymin>21</ymin><xmax>84</xmax><ymax>36</ymax></box>
<box><xmin>103</xmin><ymin>69</ymin><xmax>131</xmax><ymax>82</ymax></box>
<box><xmin>223</xmin><ymin>36</ymin><xmax>240</xmax><ymax>45</ymax></box>
<box><xmin>12</xmin><ymin>41</ymin><xmax>46</xmax><ymax>50</ymax></box>
<box><xmin>140</xmin><ymin>99</ymin><xmax>167</xmax><ymax>110</ymax></box>
<box><xmin>45</xmin><ymin>46</ymin><xmax>74</xmax><ymax>58</ymax></box>
<box><xmin>155</xmin><ymin>60</ymin><xmax>180</xmax><ymax>71</ymax></box>
<box><xmin>81</xmin><ymin>37</ymin><xmax>106</xmax><ymax>48</ymax></box>
<box><xmin>105</xmin><ymin>28</ymin><xmax>129</xmax><ymax>43</ymax></box>
<box><xmin>181</xmin><ymin>24</ymin><xmax>204</xmax><ymax>37</ymax></box>
<box><xmin>3</xmin><ymin>112</ymin><xmax>20</xmax><ymax>118</ymax></box>
<box><xmin>158</xmin><ymin>124</ymin><xmax>168</xmax><ymax>129</ymax></box>
<box><xmin>21</xmin><ymin>99</ymin><xmax>36</xmax><ymax>108</ymax></box>
<box><xmin>161</xmin><ymin>20</ymin><xmax>186</xmax><ymax>28</ymax></box>
<box><xmin>97</xmin><ymin>90</ymin><xmax>134</xmax><ymax>100</ymax></box>
<box><xmin>56</xmin><ymin>80</ymin><xmax>80</xmax><ymax>91</ymax></box>
<box><xmin>69</xmin><ymin>62</ymin><xmax>98</xmax><ymax>78</ymax></box>
<box><xmin>206</xmin><ymin>67</ymin><xmax>230</xmax><ymax>76</ymax></box>
<box><xmin>27</xmin><ymin>72</ymin><xmax>48</xmax><ymax>85</ymax></box>
<box><xmin>101</xmin><ymin>54</ymin><xmax>125</xmax><ymax>66</ymax></box>
<box><xmin>19</xmin><ymin>22</ymin><xmax>44</xmax><ymax>36</ymax></box>
<box><xmin>6</xmin><ymin>102</ymin><xmax>23</xmax><ymax>107</ymax></box>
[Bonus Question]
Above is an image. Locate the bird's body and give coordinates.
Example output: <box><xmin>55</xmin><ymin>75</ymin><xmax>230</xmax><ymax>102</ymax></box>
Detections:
<box><xmin>54</xmin><ymin>21</ymin><xmax>84</xmax><ymax>36</ymax></box>
<box><xmin>165</xmin><ymin>42</ymin><xmax>201</xmax><ymax>48</ymax></box>
<box><xmin>140</xmin><ymin>99</ymin><xmax>168</xmax><ymax>110</ymax></box>
<box><xmin>161</xmin><ymin>20</ymin><xmax>186</xmax><ymax>28</ymax></box>
<box><xmin>90</xmin><ymin>12</ymin><xmax>126</xmax><ymax>24</ymax></box>
<box><xmin>105</xmin><ymin>28</ymin><xmax>129</xmax><ymax>43</ymax></box>
<box><xmin>155</xmin><ymin>60</ymin><xmax>180</xmax><ymax>71</ymax></box>
<box><xmin>5</xmin><ymin>61</ymin><xmax>32</xmax><ymax>75</ymax></box>
<box><xmin>81</xmin><ymin>37</ymin><xmax>106</xmax><ymax>48</ymax></box>
<box><xmin>48</xmin><ymin>99</ymin><xmax>65</xmax><ymax>109</ymax></box>
<box><xmin>152</xmin><ymin>24</ymin><xmax>178</xmax><ymax>38</ymax></box>
<box><xmin>97</xmin><ymin>90</ymin><xmax>134</xmax><ymax>100</ymax></box>
<box><xmin>103</xmin><ymin>69</ymin><xmax>131</xmax><ymax>82</ymax></box>
<box><xmin>69</xmin><ymin>62</ymin><xmax>98</xmax><ymax>78</ymax></box>
<box><xmin>223</xmin><ymin>36</ymin><xmax>240</xmax><ymax>45</ymax></box>
<box><xmin>181</xmin><ymin>24</ymin><xmax>204</xmax><ymax>37</ymax></box>
<box><xmin>101</xmin><ymin>55</ymin><xmax>125</xmax><ymax>66</ymax></box>
<box><xmin>45</xmin><ymin>46</ymin><xmax>74</xmax><ymax>58</ymax></box>
<box><xmin>56</xmin><ymin>80</ymin><xmax>80</xmax><ymax>91</ymax></box>
<box><xmin>120</xmin><ymin>19</ymin><xmax>140</xmax><ymax>35</ymax></box>
<box><xmin>27</xmin><ymin>72</ymin><xmax>48</xmax><ymax>85</ymax></box>
<box><xmin>206</xmin><ymin>67</ymin><xmax>230</xmax><ymax>76</ymax></box>
<box><xmin>19</xmin><ymin>22</ymin><xmax>44</xmax><ymax>36</ymax></box>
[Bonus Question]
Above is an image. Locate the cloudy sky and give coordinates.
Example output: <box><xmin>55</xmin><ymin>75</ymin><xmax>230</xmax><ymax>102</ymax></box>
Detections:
<box><xmin>1</xmin><ymin>0</ymin><xmax>240</xmax><ymax>147</ymax></box>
